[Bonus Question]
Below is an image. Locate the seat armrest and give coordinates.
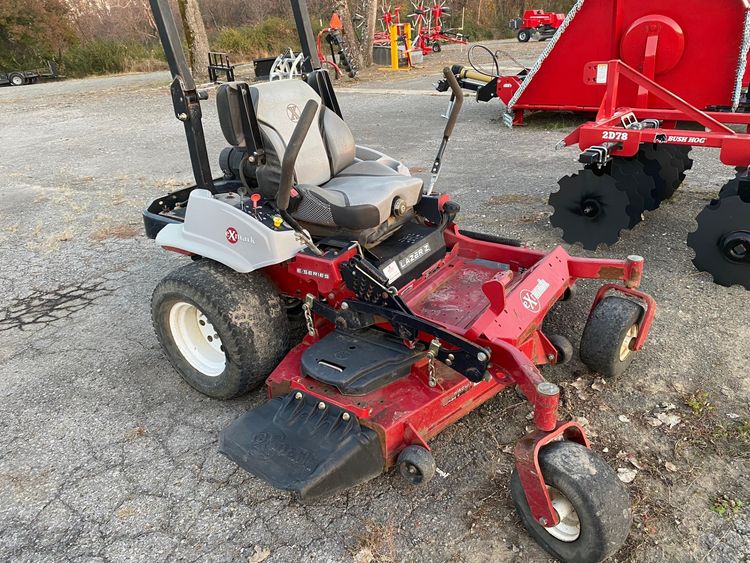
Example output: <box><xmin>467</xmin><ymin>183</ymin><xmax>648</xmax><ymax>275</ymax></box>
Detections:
<box><xmin>355</xmin><ymin>145</ymin><xmax>410</xmax><ymax>176</ymax></box>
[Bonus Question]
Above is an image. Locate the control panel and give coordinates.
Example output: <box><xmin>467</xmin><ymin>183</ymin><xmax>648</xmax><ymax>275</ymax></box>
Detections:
<box><xmin>214</xmin><ymin>192</ymin><xmax>292</xmax><ymax>232</ymax></box>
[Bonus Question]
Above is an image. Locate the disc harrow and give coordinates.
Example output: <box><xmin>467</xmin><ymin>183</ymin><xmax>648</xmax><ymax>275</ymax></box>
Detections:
<box><xmin>555</xmin><ymin>59</ymin><xmax>750</xmax><ymax>290</ymax></box>
<box><xmin>549</xmin><ymin>168</ymin><xmax>632</xmax><ymax>250</ymax></box>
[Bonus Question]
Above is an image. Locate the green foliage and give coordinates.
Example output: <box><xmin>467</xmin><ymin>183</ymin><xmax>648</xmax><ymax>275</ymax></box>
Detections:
<box><xmin>460</xmin><ymin>21</ymin><xmax>500</xmax><ymax>42</ymax></box>
<box><xmin>212</xmin><ymin>17</ymin><xmax>299</xmax><ymax>61</ymax></box>
<box><xmin>0</xmin><ymin>0</ymin><xmax>75</xmax><ymax>69</ymax></box>
<box><xmin>686</xmin><ymin>390</ymin><xmax>713</xmax><ymax>415</ymax></box>
<box><xmin>61</xmin><ymin>40</ymin><xmax>165</xmax><ymax>78</ymax></box>
<box><xmin>710</xmin><ymin>495</ymin><xmax>745</xmax><ymax>517</ymax></box>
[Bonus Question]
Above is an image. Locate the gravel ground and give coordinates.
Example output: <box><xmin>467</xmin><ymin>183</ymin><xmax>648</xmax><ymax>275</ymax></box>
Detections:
<box><xmin>0</xmin><ymin>39</ymin><xmax>748</xmax><ymax>562</ymax></box>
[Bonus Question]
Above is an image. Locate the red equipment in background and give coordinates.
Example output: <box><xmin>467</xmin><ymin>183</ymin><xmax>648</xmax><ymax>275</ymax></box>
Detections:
<box><xmin>496</xmin><ymin>0</ymin><xmax>750</xmax><ymax>125</ymax></box>
<box><xmin>510</xmin><ymin>9</ymin><xmax>565</xmax><ymax>43</ymax></box>
<box><xmin>377</xmin><ymin>2</ymin><xmax>468</xmax><ymax>55</ymax></box>
<box><xmin>414</xmin><ymin>2</ymin><xmax>468</xmax><ymax>54</ymax></box>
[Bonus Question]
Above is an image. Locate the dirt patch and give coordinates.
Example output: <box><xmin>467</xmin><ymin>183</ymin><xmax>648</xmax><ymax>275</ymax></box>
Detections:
<box><xmin>352</xmin><ymin>521</ymin><xmax>398</xmax><ymax>562</ymax></box>
<box><xmin>90</xmin><ymin>224</ymin><xmax>140</xmax><ymax>241</ymax></box>
<box><xmin>486</xmin><ymin>194</ymin><xmax>542</xmax><ymax>205</ymax></box>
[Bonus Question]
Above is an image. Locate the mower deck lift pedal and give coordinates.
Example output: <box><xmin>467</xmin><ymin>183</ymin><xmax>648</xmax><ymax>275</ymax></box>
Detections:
<box><xmin>219</xmin><ymin>392</ymin><xmax>384</xmax><ymax>500</ymax></box>
<box><xmin>301</xmin><ymin>328</ymin><xmax>425</xmax><ymax>395</ymax></box>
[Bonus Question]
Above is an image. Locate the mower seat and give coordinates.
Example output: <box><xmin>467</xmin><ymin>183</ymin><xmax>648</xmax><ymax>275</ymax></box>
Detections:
<box><xmin>217</xmin><ymin>80</ymin><xmax>423</xmax><ymax>238</ymax></box>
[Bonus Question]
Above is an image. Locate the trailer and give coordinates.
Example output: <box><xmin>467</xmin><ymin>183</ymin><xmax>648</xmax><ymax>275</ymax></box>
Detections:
<box><xmin>510</xmin><ymin>9</ymin><xmax>565</xmax><ymax>43</ymax></box>
<box><xmin>0</xmin><ymin>60</ymin><xmax>59</xmax><ymax>86</ymax></box>
<box><xmin>442</xmin><ymin>0</ymin><xmax>750</xmax><ymax>126</ymax></box>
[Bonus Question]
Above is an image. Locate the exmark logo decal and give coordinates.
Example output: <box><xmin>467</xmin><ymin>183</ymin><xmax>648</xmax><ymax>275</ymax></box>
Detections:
<box><xmin>520</xmin><ymin>278</ymin><xmax>550</xmax><ymax>313</ymax></box>
<box><xmin>226</xmin><ymin>227</ymin><xmax>238</xmax><ymax>244</ymax></box>
<box><xmin>225</xmin><ymin>227</ymin><xmax>255</xmax><ymax>245</ymax></box>
<box><xmin>286</xmin><ymin>104</ymin><xmax>301</xmax><ymax>122</ymax></box>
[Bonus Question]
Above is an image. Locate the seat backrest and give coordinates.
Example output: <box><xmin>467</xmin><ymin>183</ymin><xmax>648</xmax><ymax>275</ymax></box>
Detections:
<box><xmin>217</xmin><ymin>79</ymin><xmax>357</xmax><ymax>196</ymax></box>
<box><xmin>249</xmin><ymin>80</ymin><xmax>330</xmax><ymax>186</ymax></box>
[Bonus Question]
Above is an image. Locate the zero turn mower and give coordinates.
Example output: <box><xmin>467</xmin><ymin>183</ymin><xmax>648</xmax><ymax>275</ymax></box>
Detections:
<box><xmin>143</xmin><ymin>2</ymin><xmax>656</xmax><ymax>561</ymax></box>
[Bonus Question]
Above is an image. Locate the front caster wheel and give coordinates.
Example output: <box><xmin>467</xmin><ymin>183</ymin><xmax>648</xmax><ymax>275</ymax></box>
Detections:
<box><xmin>151</xmin><ymin>260</ymin><xmax>290</xmax><ymax>399</ymax></box>
<box><xmin>548</xmin><ymin>334</ymin><xmax>573</xmax><ymax>365</ymax></box>
<box><xmin>580</xmin><ymin>296</ymin><xmax>644</xmax><ymax>378</ymax></box>
<box><xmin>397</xmin><ymin>445</ymin><xmax>436</xmax><ymax>485</ymax></box>
<box><xmin>511</xmin><ymin>441</ymin><xmax>632</xmax><ymax>563</ymax></box>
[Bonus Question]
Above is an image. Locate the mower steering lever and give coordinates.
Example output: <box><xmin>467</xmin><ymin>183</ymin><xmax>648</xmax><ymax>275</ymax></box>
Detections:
<box><xmin>277</xmin><ymin>99</ymin><xmax>319</xmax><ymax>212</ymax></box>
<box><xmin>427</xmin><ymin>67</ymin><xmax>465</xmax><ymax>195</ymax></box>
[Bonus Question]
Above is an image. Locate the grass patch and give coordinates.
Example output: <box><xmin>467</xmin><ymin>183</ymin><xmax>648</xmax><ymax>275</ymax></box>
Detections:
<box><xmin>211</xmin><ymin>17</ymin><xmax>299</xmax><ymax>61</ymax></box>
<box><xmin>710</xmin><ymin>495</ymin><xmax>745</xmax><ymax>517</ymax></box>
<box><xmin>62</xmin><ymin>40</ymin><xmax>165</xmax><ymax>77</ymax></box>
<box><xmin>686</xmin><ymin>390</ymin><xmax>714</xmax><ymax>415</ymax></box>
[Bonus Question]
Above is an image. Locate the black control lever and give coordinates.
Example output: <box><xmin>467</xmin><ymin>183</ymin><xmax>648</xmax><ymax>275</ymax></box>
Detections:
<box><xmin>427</xmin><ymin>67</ymin><xmax>465</xmax><ymax>195</ymax></box>
<box><xmin>277</xmin><ymin>99</ymin><xmax>318</xmax><ymax>211</ymax></box>
<box><xmin>275</xmin><ymin>99</ymin><xmax>323</xmax><ymax>255</ymax></box>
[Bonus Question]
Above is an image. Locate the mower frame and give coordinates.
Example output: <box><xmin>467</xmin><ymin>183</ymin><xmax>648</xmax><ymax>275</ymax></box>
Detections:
<box><xmin>259</xmin><ymin>226</ymin><xmax>654</xmax><ymax>525</ymax></box>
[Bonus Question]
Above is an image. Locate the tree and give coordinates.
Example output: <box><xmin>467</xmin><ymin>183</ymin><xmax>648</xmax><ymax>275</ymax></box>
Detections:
<box><xmin>0</xmin><ymin>0</ymin><xmax>75</xmax><ymax>68</ymax></box>
<box><xmin>177</xmin><ymin>0</ymin><xmax>210</xmax><ymax>80</ymax></box>
<box><xmin>362</xmin><ymin>0</ymin><xmax>378</xmax><ymax>67</ymax></box>
<box><xmin>333</xmin><ymin>0</ymin><xmax>365</xmax><ymax>70</ymax></box>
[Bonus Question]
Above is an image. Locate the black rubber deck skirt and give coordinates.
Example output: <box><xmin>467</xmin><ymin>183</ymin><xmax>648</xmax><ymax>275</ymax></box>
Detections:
<box><xmin>219</xmin><ymin>392</ymin><xmax>384</xmax><ymax>500</ymax></box>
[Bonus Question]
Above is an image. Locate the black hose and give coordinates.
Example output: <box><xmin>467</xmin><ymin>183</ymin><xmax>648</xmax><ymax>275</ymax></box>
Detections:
<box><xmin>459</xmin><ymin>229</ymin><xmax>523</xmax><ymax>247</ymax></box>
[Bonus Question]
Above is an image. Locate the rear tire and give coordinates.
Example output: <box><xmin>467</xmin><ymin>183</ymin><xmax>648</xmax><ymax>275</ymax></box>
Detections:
<box><xmin>431</xmin><ymin>41</ymin><xmax>442</xmax><ymax>53</ymax></box>
<box><xmin>151</xmin><ymin>260</ymin><xmax>289</xmax><ymax>399</ymax></box>
<box><xmin>511</xmin><ymin>441</ymin><xmax>632</xmax><ymax>563</ymax></box>
<box><xmin>580</xmin><ymin>296</ymin><xmax>643</xmax><ymax>378</ymax></box>
<box><xmin>9</xmin><ymin>73</ymin><xmax>24</xmax><ymax>86</ymax></box>
<box><xmin>517</xmin><ymin>29</ymin><xmax>531</xmax><ymax>42</ymax></box>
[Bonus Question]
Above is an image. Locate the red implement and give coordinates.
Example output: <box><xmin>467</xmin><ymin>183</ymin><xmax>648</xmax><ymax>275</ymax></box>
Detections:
<box><xmin>501</xmin><ymin>0</ymin><xmax>750</xmax><ymax>125</ymax></box>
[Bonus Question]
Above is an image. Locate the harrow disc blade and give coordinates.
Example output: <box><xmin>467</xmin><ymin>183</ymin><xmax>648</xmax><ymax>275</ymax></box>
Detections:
<box><xmin>549</xmin><ymin>169</ymin><xmax>631</xmax><ymax>250</ymax></box>
<box><xmin>609</xmin><ymin>158</ymin><xmax>653</xmax><ymax>227</ymax></box>
<box><xmin>637</xmin><ymin>145</ymin><xmax>681</xmax><ymax>206</ymax></box>
<box><xmin>720</xmin><ymin>179</ymin><xmax>741</xmax><ymax>199</ymax></box>
<box><xmin>721</xmin><ymin>173</ymin><xmax>750</xmax><ymax>199</ymax></box>
<box><xmin>665</xmin><ymin>145</ymin><xmax>694</xmax><ymax>170</ymax></box>
<box><xmin>662</xmin><ymin>146</ymin><xmax>693</xmax><ymax>195</ymax></box>
<box><xmin>687</xmin><ymin>195</ymin><xmax>750</xmax><ymax>290</ymax></box>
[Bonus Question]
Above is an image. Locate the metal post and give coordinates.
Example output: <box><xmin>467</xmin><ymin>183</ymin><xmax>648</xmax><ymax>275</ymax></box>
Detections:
<box><xmin>290</xmin><ymin>0</ymin><xmax>321</xmax><ymax>73</ymax></box>
<box><xmin>150</xmin><ymin>0</ymin><xmax>214</xmax><ymax>192</ymax></box>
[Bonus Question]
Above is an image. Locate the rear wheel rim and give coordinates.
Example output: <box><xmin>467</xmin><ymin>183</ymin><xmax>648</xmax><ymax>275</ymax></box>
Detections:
<box><xmin>168</xmin><ymin>301</ymin><xmax>226</xmax><ymax>376</ymax></box>
<box><xmin>545</xmin><ymin>486</ymin><xmax>581</xmax><ymax>542</ymax></box>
